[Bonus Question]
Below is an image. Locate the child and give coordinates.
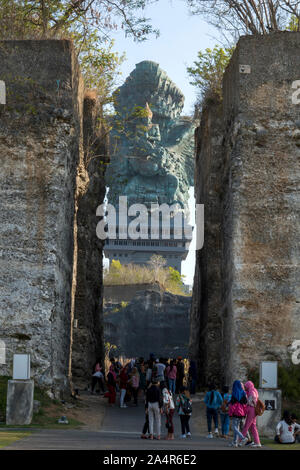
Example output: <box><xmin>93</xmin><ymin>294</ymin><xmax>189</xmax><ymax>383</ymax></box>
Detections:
<box><xmin>220</xmin><ymin>385</ymin><xmax>231</xmax><ymax>438</ymax></box>
<box><xmin>228</xmin><ymin>380</ymin><xmax>248</xmax><ymax>447</ymax></box>
<box><xmin>204</xmin><ymin>384</ymin><xmax>223</xmax><ymax>438</ymax></box>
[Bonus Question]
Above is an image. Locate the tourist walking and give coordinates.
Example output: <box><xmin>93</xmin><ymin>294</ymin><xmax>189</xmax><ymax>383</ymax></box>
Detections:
<box><xmin>240</xmin><ymin>380</ymin><xmax>262</xmax><ymax>447</ymax></box>
<box><xmin>146</xmin><ymin>380</ymin><xmax>163</xmax><ymax>440</ymax></box>
<box><xmin>106</xmin><ymin>365</ymin><xmax>117</xmax><ymax>406</ymax></box>
<box><xmin>119</xmin><ymin>364</ymin><xmax>129</xmax><ymax>408</ymax></box>
<box><xmin>137</xmin><ymin>358</ymin><xmax>147</xmax><ymax>395</ymax></box>
<box><xmin>156</xmin><ymin>358</ymin><xmax>166</xmax><ymax>383</ymax></box>
<box><xmin>146</xmin><ymin>360</ymin><xmax>154</xmax><ymax>387</ymax></box>
<box><xmin>220</xmin><ymin>385</ymin><xmax>231</xmax><ymax>438</ymax></box>
<box><xmin>162</xmin><ymin>385</ymin><xmax>175</xmax><ymax>440</ymax></box>
<box><xmin>166</xmin><ymin>360</ymin><xmax>177</xmax><ymax>395</ymax></box>
<box><xmin>129</xmin><ymin>367</ymin><xmax>140</xmax><ymax>406</ymax></box>
<box><xmin>204</xmin><ymin>384</ymin><xmax>223</xmax><ymax>438</ymax></box>
<box><xmin>188</xmin><ymin>360</ymin><xmax>197</xmax><ymax>395</ymax></box>
<box><xmin>176</xmin><ymin>386</ymin><xmax>192</xmax><ymax>439</ymax></box>
<box><xmin>175</xmin><ymin>357</ymin><xmax>185</xmax><ymax>393</ymax></box>
<box><xmin>228</xmin><ymin>380</ymin><xmax>248</xmax><ymax>447</ymax></box>
<box><xmin>141</xmin><ymin>397</ymin><xmax>150</xmax><ymax>439</ymax></box>
<box><xmin>91</xmin><ymin>360</ymin><xmax>105</xmax><ymax>394</ymax></box>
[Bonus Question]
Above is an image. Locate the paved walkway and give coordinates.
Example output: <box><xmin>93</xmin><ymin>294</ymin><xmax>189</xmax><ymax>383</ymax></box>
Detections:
<box><xmin>3</xmin><ymin>397</ymin><xmax>265</xmax><ymax>450</ymax></box>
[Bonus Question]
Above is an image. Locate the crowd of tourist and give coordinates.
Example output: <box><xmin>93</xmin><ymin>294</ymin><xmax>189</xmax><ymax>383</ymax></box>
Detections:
<box><xmin>90</xmin><ymin>356</ymin><xmax>300</xmax><ymax>446</ymax></box>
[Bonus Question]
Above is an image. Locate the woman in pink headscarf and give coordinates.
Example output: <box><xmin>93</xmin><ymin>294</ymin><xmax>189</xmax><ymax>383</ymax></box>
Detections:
<box><xmin>240</xmin><ymin>381</ymin><xmax>261</xmax><ymax>447</ymax></box>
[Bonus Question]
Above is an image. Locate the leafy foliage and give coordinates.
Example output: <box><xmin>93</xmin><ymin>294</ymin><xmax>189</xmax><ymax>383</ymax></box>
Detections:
<box><xmin>0</xmin><ymin>0</ymin><xmax>159</xmax><ymax>108</ymax></box>
<box><xmin>248</xmin><ymin>362</ymin><xmax>300</xmax><ymax>401</ymax></box>
<box><xmin>187</xmin><ymin>45</ymin><xmax>234</xmax><ymax>105</ymax></box>
<box><xmin>104</xmin><ymin>259</ymin><xmax>190</xmax><ymax>296</ymax></box>
<box><xmin>287</xmin><ymin>15</ymin><xmax>300</xmax><ymax>30</ymax></box>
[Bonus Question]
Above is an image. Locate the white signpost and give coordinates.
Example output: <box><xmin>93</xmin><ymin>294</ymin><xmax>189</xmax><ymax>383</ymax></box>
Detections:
<box><xmin>0</xmin><ymin>340</ymin><xmax>5</xmax><ymax>364</ymax></box>
<box><xmin>13</xmin><ymin>354</ymin><xmax>31</xmax><ymax>380</ymax></box>
<box><xmin>259</xmin><ymin>361</ymin><xmax>278</xmax><ymax>389</ymax></box>
<box><xmin>0</xmin><ymin>81</ymin><xmax>6</xmax><ymax>105</ymax></box>
<box><xmin>7</xmin><ymin>354</ymin><xmax>34</xmax><ymax>425</ymax></box>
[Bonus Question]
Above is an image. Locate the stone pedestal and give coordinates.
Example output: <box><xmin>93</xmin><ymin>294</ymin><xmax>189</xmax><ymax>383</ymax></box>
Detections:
<box><xmin>6</xmin><ymin>380</ymin><xmax>34</xmax><ymax>425</ymax></box>
<box><xmin>256</xmin><ymin>389</ymin><xmax>282</xmax><ymax>438</ymax></box>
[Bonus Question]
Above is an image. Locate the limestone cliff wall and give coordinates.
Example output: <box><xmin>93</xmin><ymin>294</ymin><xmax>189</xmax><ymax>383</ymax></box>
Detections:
<box><xmin>104</xmin><ymin>289</ymin><xmax>191</xmax><ymax>359</ymax></box>
<box><xmin>191</xmin><ymin>32</ymin><xmax>300</xmax><ymax>385</ymax></box>
<box><xmin>0</xmin><ymin>41</ymin><xmax>105</xmax><ymax>394</ymax></box>
<box><xmin>189</xmin><ymin>100</ymin><xmax>225</xmax><ymax>386</ymax></box>
<box><xmin>71</xmin><ymin>95</ymin><xmax>107</xmax><ymax>382</ymax></box>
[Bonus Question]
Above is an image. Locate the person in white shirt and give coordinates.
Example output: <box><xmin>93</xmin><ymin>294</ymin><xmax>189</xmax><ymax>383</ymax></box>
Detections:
<box><xmin>275</xmin><ymin>411</ymin><xmax>300</xmax><ymax>444</ymax></box>
<box><xmin>156</xmin><ymin>358</ymin><xmax>166</xmax><ymax>383</ymax></box>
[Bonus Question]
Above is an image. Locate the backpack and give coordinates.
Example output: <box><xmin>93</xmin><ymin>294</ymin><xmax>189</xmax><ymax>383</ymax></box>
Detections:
<box><xmin>181</xmin><ymin>396</ymin><xmax>192</xmax><ymax>415</ymax></box>
<box><xmin>228</xmin><ymin>401</ymin><xmax>247</xmax><ymax>417</ymax></box>
<box><xmin>255</xmin><ymin>399</ymin><xmax>265</xmax><ymax>416</ymax></box>
<box><xmin>221</xmin><ymin>398</ymin><xmax>229</xmax><ymax>413</ymax></box>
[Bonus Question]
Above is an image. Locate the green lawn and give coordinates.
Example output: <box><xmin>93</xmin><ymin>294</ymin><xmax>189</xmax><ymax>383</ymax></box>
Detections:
<box><xmin>0</xmin><ymin>431</ymin><xmax>31</xmax><ymax>448</ymax></box>
<box><xmin>262</xmin><ymin>438</ymin><xmax>300</xmax><ymax>450</ymax></box>
<box><xmin>0</xmin><ymin>376</ymin><xmax>82</xmax><ymax>429</ymax></box>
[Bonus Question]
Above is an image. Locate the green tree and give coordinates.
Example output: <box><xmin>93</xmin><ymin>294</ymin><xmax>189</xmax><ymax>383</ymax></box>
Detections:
<box><xmin>0</xmin><ymin>0</ymin><xmax>159</xmax><ymax>106</ymax></box>
<box><xmin>187</xmin><ymin>45</ymin><xmax>234</xmax><ymax>105</ymax></box>
<box><xmin>0</xmin><ymin>1</ymin><xmax>159</xmax><ymax>41</ymax></box>
<box><xmin>287</xmin><ymin>15</ymin><xmax>300</xmax><ymax>30</ymax></box>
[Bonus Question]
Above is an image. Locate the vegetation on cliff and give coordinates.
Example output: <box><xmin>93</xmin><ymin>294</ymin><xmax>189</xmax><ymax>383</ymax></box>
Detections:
<box><xmin>104</xmin><ymin>257</ymin><xmax>191</xmax><ymax>296</ymax></box>
<box><xmin>187</xmin><ymin>45</ymin><xmax>234</xmax><ymax>107</ymax></box>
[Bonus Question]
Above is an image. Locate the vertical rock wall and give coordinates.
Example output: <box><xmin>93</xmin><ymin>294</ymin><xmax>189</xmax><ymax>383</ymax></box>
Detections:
<box><xmin>0</xmin><ymin>40</ymin><xmax>105</xmax><ymax>395</ymax></box>
<box><xmin>71</xmin><ymin>95</ymin><xmax>106</xmax><ymax>383</ymax></box>
<box><xmin>191</xmin><ymin>32</ymin><xmax>300</xmax><ymax>385</ymax></box>
<box><xmin>189</xmin><ymin>100</ymin><xmax>225</xmax><ymax>386</ymax></box>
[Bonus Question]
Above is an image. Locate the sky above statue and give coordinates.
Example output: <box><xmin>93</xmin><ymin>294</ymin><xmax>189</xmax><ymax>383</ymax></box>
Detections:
<box><xmin>111</xmin><ymin>0</ymin><xmax>220</xmax><ymax>115</ymax></box>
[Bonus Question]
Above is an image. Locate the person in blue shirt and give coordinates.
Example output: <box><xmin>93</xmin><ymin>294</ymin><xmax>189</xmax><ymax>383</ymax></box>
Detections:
<box><xmin>220</xmin><ymin>385</ymin><xmax>231</xmax><ymax>438</ymax></box>
<box><xmin>204</xmin><ymin>384</ymin><xmax>223</xmax><ymax>438</ymax></box>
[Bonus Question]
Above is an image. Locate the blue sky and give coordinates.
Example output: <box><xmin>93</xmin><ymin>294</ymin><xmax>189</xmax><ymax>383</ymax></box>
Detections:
<box><xmin>106</xmin><ymin>0</ymin><xmax>221</xmax><ymax>285</ymax></box>
<box><xmin>111</xmin><ymin>0</ymin><xmax>220</xmax><ymax>115</ymax></box>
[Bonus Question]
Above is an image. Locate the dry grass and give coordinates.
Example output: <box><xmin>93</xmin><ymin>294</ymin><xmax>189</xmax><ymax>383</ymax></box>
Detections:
<box><xmin>103</xmin><ymin>262</ymin><xmax>190</xmax><ymax>296</ymax></box>
<box><xmin>0</xmin><ymin>431</ymin><xmax>31</xmax><ymax>449</ymax></box>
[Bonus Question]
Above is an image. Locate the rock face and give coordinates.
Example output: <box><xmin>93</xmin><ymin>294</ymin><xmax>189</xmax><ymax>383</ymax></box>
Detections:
<box><xmin>71</xmin><ymin>96</ymin><xmax>107</xmax><ymax>383</ymax></box>
<box><xmin>104</xmin><ymin>288</ymin><xmax>191</xmax><ymax>358</ymax></box>
<box><xmin>189</xmin><ymin>99</ymin><xmax>224</xmax><ymax>387</ymax></box>
<box><xmin>190</xmin><ymin>32</ymin><xmax>300</xmax><ymax>386</ymax></box>
<box><xmin>106</xmin><ymin>61</ymin><xmax>195</xmax><ymax>208</ymax></box>
<box><xmin>0</xmin><ymin>41</ymin><xmax>105</xmax><ymax>394</ymax></box>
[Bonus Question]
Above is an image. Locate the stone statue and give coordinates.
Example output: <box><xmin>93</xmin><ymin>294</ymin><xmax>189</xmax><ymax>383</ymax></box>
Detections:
<box><xmin>106</xmin><ymin>61</ymin><xmax>195</xmax><ymax>209</ymax></box>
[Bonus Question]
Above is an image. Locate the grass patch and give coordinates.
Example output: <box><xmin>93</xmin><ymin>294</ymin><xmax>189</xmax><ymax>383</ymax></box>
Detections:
<box><xmin>0</xmin><ymin>376</ymin><xmax>83</xmax><ymax>429</ymax></box>
<box><xmin>104</xmin><ymin>260</ymin><xmax>191</xmax><ymax>296</ymax></box>
<box><xmin>261</xmin><ymin>438</ymin><xmax>300</xmax><ymax>450</ymax></box>
<box><xmin>0</xmin><ymin>431</ymin><xmax>31</xmax><ymax>449</ymax></box>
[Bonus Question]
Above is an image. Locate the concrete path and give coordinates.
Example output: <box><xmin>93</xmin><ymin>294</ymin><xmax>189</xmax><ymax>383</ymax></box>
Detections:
<box><xmin>2</xmin><ymin>397</ymin><xmax>265</xmax><ymax>450</ymax></box>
